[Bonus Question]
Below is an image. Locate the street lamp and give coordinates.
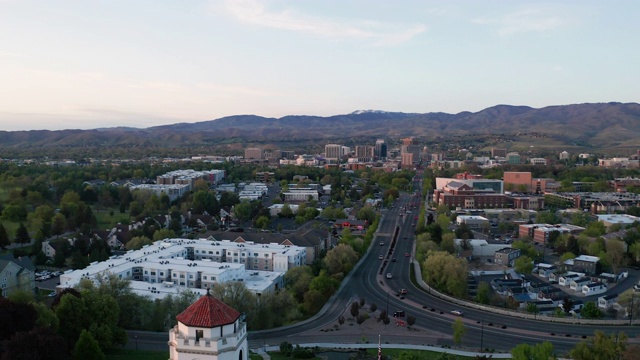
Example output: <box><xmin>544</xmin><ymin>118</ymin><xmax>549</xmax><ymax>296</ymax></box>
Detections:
<box><xmin>386</xmin><ymin>289</ymin><xmax>394</xmax><ymax>316</ymax></box>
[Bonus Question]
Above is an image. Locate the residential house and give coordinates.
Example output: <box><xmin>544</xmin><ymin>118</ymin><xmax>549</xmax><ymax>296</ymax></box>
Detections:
<box><xmin>582</xmin><ymin>282</ymin><xmax>607</xmax><ymax>296</ymax></box>
<box><xmin>0</xmin><ymin>255</ymin><xmax>36</xmax><ymax>297</ymax></box>
<box><xmin>559</xmin><ymin>274</ymin><xmax>581</xmax><ymax>287</ymax></box>
<box><xmin>569</xmin><ymin>277</ymin><xmax>591</xmax><ymax>292</ymax></box>
<box><xmin>598</xmin><ymin>293</ymin><xmax>619</xmax><ymax>309</ymax></box>
<box><xmin>536</xmin><ymin>263</ymin><xmax>557</xmax><ymax>278</ymax></box>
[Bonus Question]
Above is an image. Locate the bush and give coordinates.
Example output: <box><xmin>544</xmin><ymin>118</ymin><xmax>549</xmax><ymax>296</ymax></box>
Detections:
<box><xmin>291</xmin><ymin>345</ymin><xmax>315</xmax><ymax>359</ymax></box>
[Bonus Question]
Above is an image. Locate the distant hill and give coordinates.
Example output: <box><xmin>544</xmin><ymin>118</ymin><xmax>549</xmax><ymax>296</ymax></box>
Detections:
<box><xmin>1</xmin><ymin>102</ymin><xmax>639</xmax><ymax>153</ymax></box>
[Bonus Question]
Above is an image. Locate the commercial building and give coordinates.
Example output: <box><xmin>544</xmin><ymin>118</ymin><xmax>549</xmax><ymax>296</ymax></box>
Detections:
<box><xmin>455</xmin><ymin>215</ymin><xmax>489</xmax><ymax>229</ymax></box>
<box><xmin>324</xmin><ymin>144</ymin><xmax>344</xmax><ymax>161</ymax></box>
<box><xmin>596</xmin><ymin>214</ymin><xmax>640</xmax><ymax>228</ymax></box>
<box><xmin>375</xmin><ymin>139</ymin><xmax>387</xmax><ymax>159</ymax></box>
<box><xmin>244</xmin><ymin>148</ymin><xmax>263</xmax><ymax>160</ymax></box>
<box><xmin>433</xmin><ymin>177</ymin><xmax>505</xmax><ymax>209</ymax></box>
<box><xmin>518</xmin><ymin>223</ymin><xmax>585</xmax><ymax>245</ymax></box>
<box><xmin>494</xmin><ymin>248</ymin><xmax>521</xmax><ymax>266</ymax></box>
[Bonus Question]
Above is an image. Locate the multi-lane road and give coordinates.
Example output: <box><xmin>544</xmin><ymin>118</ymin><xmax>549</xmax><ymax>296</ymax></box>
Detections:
<box><xmin>127</xmin><ymin>188</ymin><xmax>640</xmax><ymax>354</ymax></box>
<box><xmin>246</xmin><ymin>192</ymin><xmax>640</xmax><ymax>354</ymax></box>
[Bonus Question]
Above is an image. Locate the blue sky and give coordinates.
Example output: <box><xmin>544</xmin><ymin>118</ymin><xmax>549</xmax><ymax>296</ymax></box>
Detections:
<box><xmin>0</xmin><ymin>0</ymin><xmax>638</xmax><ymax>131</ymax></box>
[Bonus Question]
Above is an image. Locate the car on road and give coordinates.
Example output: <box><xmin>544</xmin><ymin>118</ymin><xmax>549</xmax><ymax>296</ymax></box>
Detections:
<box><xmin>450</xmin><ymin>310</ymin><xmax>463</xmax><ymax>316</ymax></box>
<box><xmin>378</xmin><ymin>255</ymin><xmax>384</xmax><ymax>260</ymax></box>
<box><xmin>404</xmin><ymin>252</ymin><xmax>410</xmax><ymax>257</ymax></box>
<box><xmin>379</xmin><ymin>241</ymin><xmax>385</xmax><ymax>246</ymax></box>
<box><xmin>393</xmin><ymin>310</ymin><xmax>405</xmax><ymax>318</ymax></box>
<box><xmin>386</xmin><ymin>273</ymin><xmax>393</xmax><ymax>279</ymax></box>
<box><xmin>399</xmin><ymin>289</ymin><xmax>408</xmax><ymax>295</ymax></box>
<box><xmin>392</xmin><ymin>257</ymin><xmax>396</xmax><ymax>262</ymax></box>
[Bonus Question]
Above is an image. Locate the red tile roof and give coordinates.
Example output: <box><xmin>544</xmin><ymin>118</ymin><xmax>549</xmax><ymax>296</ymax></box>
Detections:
<box><xmin>176</xmin><ymin>293</ymin><xmax>241</xmax><ymax>328</ymax></box>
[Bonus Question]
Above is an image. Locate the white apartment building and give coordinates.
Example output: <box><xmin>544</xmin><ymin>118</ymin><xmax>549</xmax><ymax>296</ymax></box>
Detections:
<box><xmin>58</xmin><ymin>238</ymin><xmax>304</xmax><ymax>299</ymax></box>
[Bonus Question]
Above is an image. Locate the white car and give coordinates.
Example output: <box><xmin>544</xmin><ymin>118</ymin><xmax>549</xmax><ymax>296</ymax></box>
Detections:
<box><xmin>450</xmin><ymin>310</ymin><xmax>463</xmax><ymax>316</ymax></box>
<box><xmin>386</xmin><ymin>273</ymin><xmax>393</xmax><ymax>279</ymax></box>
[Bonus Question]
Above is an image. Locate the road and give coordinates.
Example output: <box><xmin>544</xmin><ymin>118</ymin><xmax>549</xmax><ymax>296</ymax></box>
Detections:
<box><xmin>124</xmin><ymin>191</ymin><xmax>640</xmax><ymax>355</ymax></box>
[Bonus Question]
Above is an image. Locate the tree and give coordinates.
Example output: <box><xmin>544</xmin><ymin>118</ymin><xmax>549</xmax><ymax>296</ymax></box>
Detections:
<box><xmin>233</xmin><ymin>201</ymin><xmax>253</xmax><ymax>222</ymax></box>
<box><xmin>526</xmin><ymin>303</ymin><xmax>540</xmax><ymax>317</ymax></box>
<box><xmin>582</xmin><ymin>301</ymin><xmax>602</xmax><ymax>319</ymax></box>
<box><xmin>406</xmin><ymin>315</ymin><xmax>416</xmax><ymax>328</ymax></box>
<box><xmin>511</xmin><ymin>341</ymin><xmax>555</xmax><ymax>360</ymax></box>
<box><xmin>1</xmin><ymin>326</ymin><xmax>68</xmax><ymax>360</ymax></box>
<box><xmin>153</xmin><ymin>229</ymin><xmax>176</xmax><ymax>241</ymax></box>
<box><xmin>14</xmin><ymin>222</ymin><xmax>30</xmax><ymax>247</ymax></box>
<box><xmin>0</xmin><ymin>297</ymin><xmax>38</xmax><ymax>342</ymax></box>
<box><xmin>126</xmin><ymin>236</ymin><xmax>152</xmax><ymax>250</ymax></box>
<box><xmin>562</xmin><ymin>296</ymin><xmax>574</xmax><ymax>314</ymax></box>
<box><xmin>280</xmin><ymin>204</ymin><xmax>294</xmax><ymax>218</ymax></box>
<box><xmin>52</xmin><ymin>212</ymin><xmax>67</xmax><ymax>237</ymax></box>
<box><xmin>514</xmin><ymin>255</ymin><xmax>534</xmax><ymax>275</ymax></box>
<box><xmin>350</xmin><ymin>301</ymin><xmax>359</xmax><ymax>317</ymax></box>
<box><xmin>452</xmin><ymin>318</ymin><xmax>465</xmax><ymax>344</ymax></box>
<box><xmin>475</xmin><ymin>281</ymin><xmax>491</xmax><ymax>305</ymax></box>
<box><xmin>323</xmin><ymin>243</ymin><xmax>359</xmax><ymax>276</ymax></box>
<box><xmin>422</xmin><ymin>251</ymin><xmax>468</xmax><ymax>297</ymax></box>
<box><xmin>72</xmin><ymin>329</ymin><xmax>105</xmax><ymax>360</ymax></box>
<box><xmin>605</xmin><ymin>239</ymin><xmax>626</xmax><ymax>274</ymax></box>
<box><xmin>55</xmin><ymin>293</ymin><xmax>88</xmax><ymax>350</ymax></box>
<box><xmin>439</xmin><ymin>234</ymin><xmax>456</xmax><ymax>254</ymax></box>
<box><xmin>616</xmin><ymin>289</ymin><xmax>640</xmax><ymax>321</ymax></box>
<box><xmin>356</xmin><ymin>206</ymin><xmax>376</xmax><ymax>223</ymax></box>
<box><xmin>255</xmin><ymin>215</ymin><xmax>271</xmax><ymax>230</ymax></box>
<box><xmin>455</xmin><ymin>223</ymin><xmax>474</xmax><ymax>240</ymax></box>
<box><xmin>0</xmin><ymin>222</ymin><xmax>9</xmax><ymax>249</ymax></box>
<box><xmin>569</xmin><ymin>331</ymin><xmax>626</xmax><ymax>360</ymax></box>
<box><xmin>210</xmin><ymin>281</ymin><xmax>255</xmax><ymax>317</ymax></box>
<box><xmin>284</xmin><ymin>266</ymin><xmax>313</xmax><ymax>302</ymax></box>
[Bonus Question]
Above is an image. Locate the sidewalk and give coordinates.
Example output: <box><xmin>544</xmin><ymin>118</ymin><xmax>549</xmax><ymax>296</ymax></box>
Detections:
<box><xmin>253</xmin><ymin>343</ymin><xmax>511</xmax><ymax>359</ymax></box>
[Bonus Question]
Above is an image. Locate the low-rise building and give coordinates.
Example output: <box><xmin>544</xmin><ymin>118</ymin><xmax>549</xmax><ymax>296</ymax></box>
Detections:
<box><xmin>565</xmin><ymin>255</ymin><xmax>601</xmax><ymax>275</ymax></box>
<box><xmin>598</xmin><ymin>293</ymin><xmax>618</xmax><ymax>309</ymax></box>
<box><xmin>582</xmin><ymin>282</ymin><xmax>607</xmax><ymax>296</ymax></box>
<box><xmin>58</xmin><ymin>238</ymin><xmax>306</xmax><ymax>299</ymax></box>
<box><xmin>518</xmin><ymin>223</ymin><xmax>585</xmax><ymax>245</ymax></box>
<box><xmin>456</xmin><ymin>215</ymin><xmax>489</xmax><ymax>229</ymax></box>
<box><xmin>494</xmin><ymin>248</ymin><xmax>521</xmax><ymax>266</ymax></box>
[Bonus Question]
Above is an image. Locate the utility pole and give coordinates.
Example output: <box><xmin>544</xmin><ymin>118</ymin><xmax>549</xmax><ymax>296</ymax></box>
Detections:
<box><xmin>479</xmin><ymin>319</ymin><xmax>485</xmax><ymax>353</ymax></box>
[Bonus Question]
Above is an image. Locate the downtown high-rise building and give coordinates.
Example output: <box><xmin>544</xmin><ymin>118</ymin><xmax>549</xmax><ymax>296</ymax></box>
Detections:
<box><xmin>324</xmin><ymin>144</ymin><xmax>343</xmax><ymax>161</ymax></box>
<box><xmin>375</xmin><ymin>139</ymin><xmax>387</xmax><ymax>160</ymax></box>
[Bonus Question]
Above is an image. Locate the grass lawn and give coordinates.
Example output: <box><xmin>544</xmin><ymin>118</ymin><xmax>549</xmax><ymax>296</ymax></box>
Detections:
<box><xmin>94</xmin><ymin>209</ymin><xmax>131</xmax><ymax>230</ymax></box>
<box><xmin>267</xmin><ymin>352</ymin><xmax>321</xmax><ymax>360</ymax></box>
<box><xmin>104</xmin><ymin>349</ymin><xmax>168</xmax><ymax>360</ymax></box>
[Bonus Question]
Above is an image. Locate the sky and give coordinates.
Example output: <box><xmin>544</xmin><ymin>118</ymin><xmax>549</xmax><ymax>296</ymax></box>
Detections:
<box><xmin>0</xmin><ymin>1</ymin><xmax>638</xmax><ymax>131</ymax></box>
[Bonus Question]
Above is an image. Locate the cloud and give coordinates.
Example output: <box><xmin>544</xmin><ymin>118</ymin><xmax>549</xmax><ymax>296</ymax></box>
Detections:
<box><xmin>473</xmin><ymin>8</ymin><xmax>563</xmax><ymax>36</ymax></box>
<box><xmin>222</xmin><ymin>0</ymin><xmax>426</xmax><ymax>46</ymax></box>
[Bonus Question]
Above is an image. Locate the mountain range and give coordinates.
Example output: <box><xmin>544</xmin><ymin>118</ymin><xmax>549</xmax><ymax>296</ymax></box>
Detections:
<box><xmin>1</xmin><ymin>102</ymin><xmax>639</xmax><ymax>154</ymax></box>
